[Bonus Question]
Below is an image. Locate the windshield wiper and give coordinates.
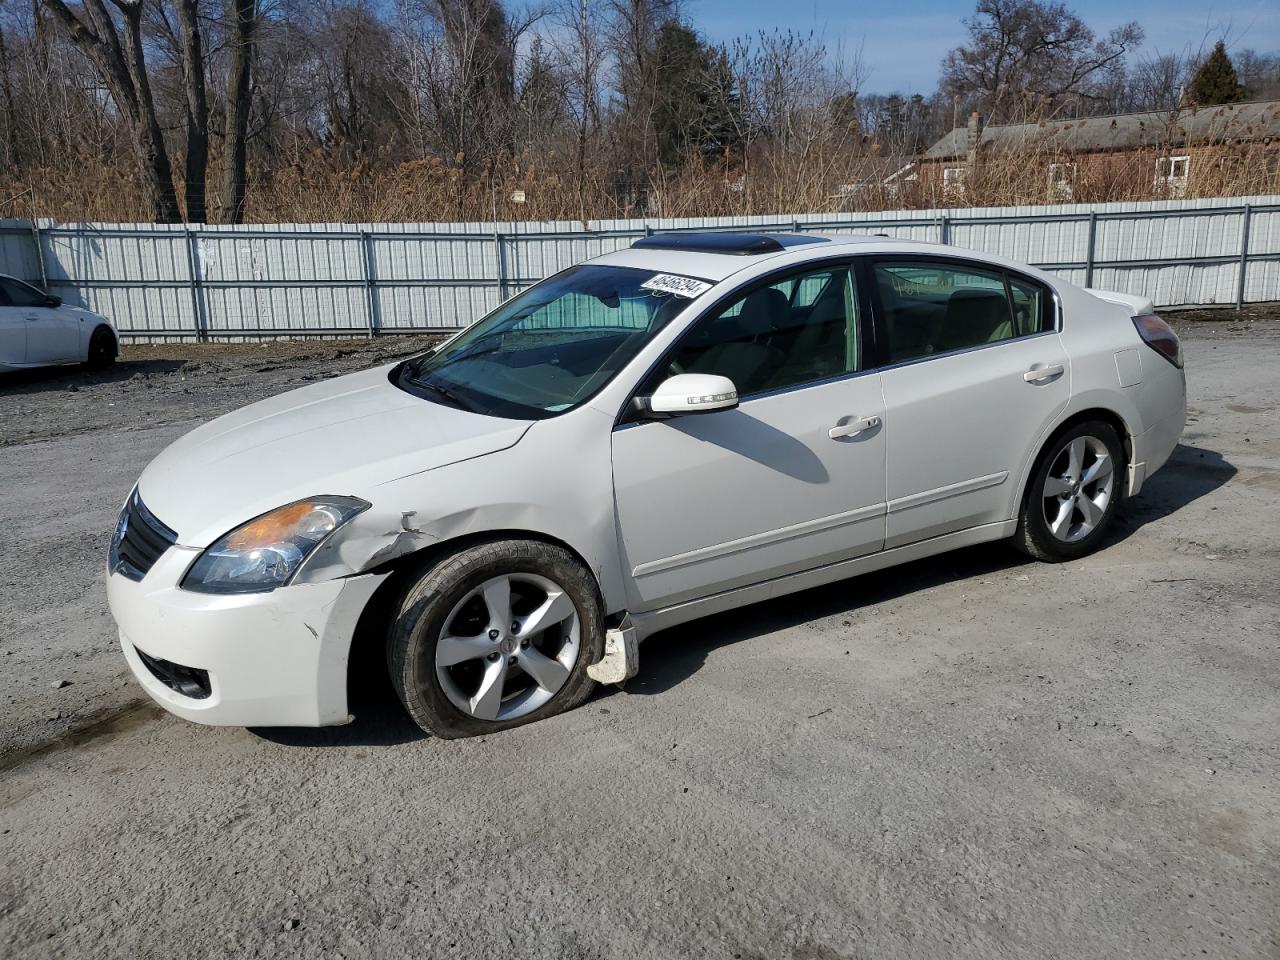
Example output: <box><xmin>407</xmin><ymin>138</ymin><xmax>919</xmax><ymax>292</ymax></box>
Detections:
<box><xmin>415</xmin><ymin>378</ymin><xmax>479</xmax><ymax>413</ymax></box>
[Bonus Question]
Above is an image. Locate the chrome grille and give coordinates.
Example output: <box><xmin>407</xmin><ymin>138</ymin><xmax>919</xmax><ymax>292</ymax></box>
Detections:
<box><xmin>109</xmin><ymin>491</ymin><xmax>178</xmax><ymax>581</ymax></box>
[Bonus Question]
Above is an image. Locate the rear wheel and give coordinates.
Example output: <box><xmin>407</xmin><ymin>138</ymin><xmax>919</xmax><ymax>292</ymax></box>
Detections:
<box><xmin>1014</xmin><ymin>420</ymin><xmax>1124</xmax><ymax>562</ymax></box>
<box><xmin>387</xmin><ymin>539</ymin><xmax>603</xmax><ymax>738</ymax></box>
<box><xmin>85</xmin><ymin>326</ymin><xmax>116</xmax><ymax>369</ymax></box>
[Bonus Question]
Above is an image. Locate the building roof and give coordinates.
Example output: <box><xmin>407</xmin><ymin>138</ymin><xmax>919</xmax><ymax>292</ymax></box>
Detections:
<box><xmin>922</xmin><ymin>99</ymin><xmax>1280</xmax><ymax>161</ymax></box>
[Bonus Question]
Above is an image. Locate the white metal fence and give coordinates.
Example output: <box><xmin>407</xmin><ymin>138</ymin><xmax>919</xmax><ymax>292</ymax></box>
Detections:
<box><xmin>2</xmin><ymin>195</ymin><xmax>1277</xmax><ymax>340</ymax></box>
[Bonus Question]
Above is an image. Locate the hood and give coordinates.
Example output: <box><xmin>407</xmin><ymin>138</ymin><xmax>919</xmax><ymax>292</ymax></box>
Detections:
<box><xmin>137</xmin><ymin>364</ymin><xmax>532</xmax><ymax>546</ymax></box>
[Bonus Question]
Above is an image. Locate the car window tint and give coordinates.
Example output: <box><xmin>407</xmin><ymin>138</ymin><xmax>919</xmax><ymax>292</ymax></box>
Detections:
<box><xmin>874</xmin><ymin>262</ymin><xmax>1017</xmax><ymax>363</ymax></box>
<box><xmin>1008</xmin><ymin>275</ymin><xmax>1046</xmax><ymax>336</ymax></box>
<box><xmin>0</xmin><ymin>278</ymin><xmax>44</xmax><ymax>308</ymax></box>
<box><xmin>670</xmin><ymin>265</ymin><xmax>858</xmax><ymax>397</ymax></box>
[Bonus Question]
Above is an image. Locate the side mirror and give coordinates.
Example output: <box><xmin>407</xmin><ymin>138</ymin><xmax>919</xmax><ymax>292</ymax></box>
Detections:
<box><xmin>41</xmin><ymin>294</ymin><xmax>61</xmax><ymax>308</ymax></box>
<box><xmin>647</xmin><ymin>373</ymin><xmax>739</xmax><ymax>416</ymax></box>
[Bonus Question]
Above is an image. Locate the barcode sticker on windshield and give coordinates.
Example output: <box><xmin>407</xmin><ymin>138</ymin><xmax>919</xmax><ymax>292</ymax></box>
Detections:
<box><xmin>641</xmin><ymin>274</ymin><xmax>713</xmax><ymax>299</ymax></box>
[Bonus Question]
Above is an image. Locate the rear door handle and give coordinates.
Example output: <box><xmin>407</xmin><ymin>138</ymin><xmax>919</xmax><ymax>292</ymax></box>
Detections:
<box><xmin>1024</xmin><ymin>363</ymin><xmax>1064</xmax><ymax>383</ymax></box>
<box><xmin>829</xmin><ymin>415</ymin><xmax>881</xmax><ymax>440</ymax></box>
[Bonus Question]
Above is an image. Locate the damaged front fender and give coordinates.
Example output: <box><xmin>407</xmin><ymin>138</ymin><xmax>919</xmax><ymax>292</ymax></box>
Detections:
<box><xmin>292</xmin><ymin>508</ymin><xmax>439</xmax><ymax>584</ymax></box>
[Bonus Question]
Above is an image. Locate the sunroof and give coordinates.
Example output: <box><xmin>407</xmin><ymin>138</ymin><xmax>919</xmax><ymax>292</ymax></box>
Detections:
<box><xmin>631</xmin><ymin>232</ymin><xmax>829</xmax><ymax>256</ymax></box>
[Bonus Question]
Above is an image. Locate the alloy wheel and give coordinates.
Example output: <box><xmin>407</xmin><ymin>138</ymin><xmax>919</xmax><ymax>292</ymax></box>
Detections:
<box><xmin>1041</xmin><ymin>434</ymin><xmax>1115</xmax><ymax>543</ymax></box>
<box><xmin>433</xmin><ymin>573</ymin><xmax>580</xmax><ymax>722</ymax></box>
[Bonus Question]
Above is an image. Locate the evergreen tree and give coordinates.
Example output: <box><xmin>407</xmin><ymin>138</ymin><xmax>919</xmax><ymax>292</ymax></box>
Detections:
<box><xmin>1186</xmin><ymin>42</ymin><xmax>1249</xmax><ymax>106</ymax></box>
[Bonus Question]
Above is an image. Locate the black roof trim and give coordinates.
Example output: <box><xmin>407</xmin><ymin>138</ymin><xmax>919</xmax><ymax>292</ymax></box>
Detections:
<box><xmin>631</xmin><ymin>232</ymin><xmax>829</xmax><ymax>256</ymax></box>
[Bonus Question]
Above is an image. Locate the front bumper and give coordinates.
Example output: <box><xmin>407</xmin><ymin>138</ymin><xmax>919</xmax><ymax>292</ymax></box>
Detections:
<box><xmin>108</xmin><ymin>545</ymin><xmax>387</xmax><ymax>727</ymax></box>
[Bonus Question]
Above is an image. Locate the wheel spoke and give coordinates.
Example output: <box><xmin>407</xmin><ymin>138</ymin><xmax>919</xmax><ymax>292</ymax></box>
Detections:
<box><xmin>1066</xmin><ymin>437</ymin><xmax>1086</xmax><ymax>479</ymax></box>
<box><xmin>516</xmin><ymin>589</ymin><xmax>575</xmax><ymax>639</ymax></box>
<box><xmin>469</xmin><ymin>657</ymin><xmax>508</xmax><ymax>720</ymax></box>
<box><xmin>1077</xmin><ymin>492</ymin><xmax>1104</xmax><ymax>528</ymax></box>
<box><xmin>1081</xmin><ymin>452</ymin><xmax>1112</xmax><ymax>487</ymax></box>
<box><xmin>1043</xmin><ymin>475</ymin><xmax>1073</xmax><ymax>497</ymax></box>
<box><xmin>480</xmin><ymin>577</ymin><xmax>512</xmax><ymax>630</ymax></box>
<box><xmin>1049</xmin><ymin>497</ymin><xmax>1074</xmax><ymax>537</ymax></box>
<box><xmin>437</xmin><ymin>634</ymin><xmax>493</xmax><ymax>667</ymax></box>
<box><xmin>518</xmin><ymin>646</ymin><xmax>570</xmax><ymax>692</ymax></box>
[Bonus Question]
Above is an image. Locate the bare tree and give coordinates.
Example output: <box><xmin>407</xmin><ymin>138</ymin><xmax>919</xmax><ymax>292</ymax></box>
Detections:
<box><xmin>940</xmin><ymin>0</ymin><xmax>1143</xmax><ymax>120</ymax></box>
<box><xmin>217</xmin><ymin>0</ymin><xmax>256</xmax><ymax>223</ymax></box>
<box><xmin>39</xmin><ymin>0</ymin><xmax>181</xmax><ymax>220</ymax></box>
<box><xmin>172</xmin><ymin>0</ymin><xmax>209</xmax><ymax>222</ymax></box>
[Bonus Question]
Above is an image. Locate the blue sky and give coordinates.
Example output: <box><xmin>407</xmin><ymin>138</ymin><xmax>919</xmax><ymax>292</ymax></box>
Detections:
<box><xmin>686</xmin><ymin>0</ymin><xmax>1280</xmax><ymax>93</ymax></box>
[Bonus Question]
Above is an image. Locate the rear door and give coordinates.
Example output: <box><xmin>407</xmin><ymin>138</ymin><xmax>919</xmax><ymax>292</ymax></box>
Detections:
<box><xmin>868</xmin><ymin>257</ymin><xmax>1070</xmax><ymax>548</ymax></box>
<box><xmin>1</xmin><ymin>278</ymin><xmax>80</xmax><ymax>364</ymax></box>
<box><xmin>611</xmin><ymin>260</ymin><xmax>887</xmax><ymax>611</ymax></box>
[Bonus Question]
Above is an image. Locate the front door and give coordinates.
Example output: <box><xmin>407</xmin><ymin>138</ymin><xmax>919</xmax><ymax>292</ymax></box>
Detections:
<box><xmin>612</xmin><ymin>262</ymin><xmax>887</xmax><ymax>611</ymax></box>
<box><xmin>869</xmin><ymin>258</ymin><xmax>1071</xmax><ymax>548</ymax></box>
<box><xmin>0</xmin><ymin>278</ymin><xmax>79</xmax><ymax>364</ymax></box>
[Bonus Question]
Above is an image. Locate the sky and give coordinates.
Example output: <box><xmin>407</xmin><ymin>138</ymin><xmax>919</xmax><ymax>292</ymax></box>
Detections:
<box><xmin>686</xmin><ymin>0</ymin><xmax>1280</xmax><ymax>94</ymax></box>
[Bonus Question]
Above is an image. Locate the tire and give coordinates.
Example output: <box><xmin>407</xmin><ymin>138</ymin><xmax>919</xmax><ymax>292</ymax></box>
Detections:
<box><xmin>1013</xmin><ymin>419</ymin><xmax>1125</xmax><ymax>563</ymax></box>
<box><xmin>387</xmin><ymin>539</ymin><xmax>604</xmax><ymax>738</ymax></box>
<box><xmin>85</xmin><ymin>326</ymin><xmax>117</xmax><ymax>370</ymax></box>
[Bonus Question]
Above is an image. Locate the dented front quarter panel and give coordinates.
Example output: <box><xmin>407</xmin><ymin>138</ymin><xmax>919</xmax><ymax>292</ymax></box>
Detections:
<box><xmin>295</xmin><ymin>404</ymin><xmax>630</xmax><ymax>615</ymax></box>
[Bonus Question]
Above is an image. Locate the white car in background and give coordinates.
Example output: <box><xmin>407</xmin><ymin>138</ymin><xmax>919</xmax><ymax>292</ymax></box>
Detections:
<box><xmin>0</xmin><ymin>274</ymin><xmax>117</xmax><ymax>371</ymax></box>
<box><xmin>106</xmin><ymin>233</ymin><xmax>1186</xmax><ymax>738</ymax></box>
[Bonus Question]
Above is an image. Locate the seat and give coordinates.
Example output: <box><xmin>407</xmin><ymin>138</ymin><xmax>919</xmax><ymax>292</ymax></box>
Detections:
<box><xmin>933</xmin><ymin>289</ymin><xmax>1012</xmax><ymax>354</ymax></box>
<box><xmin>687</xmin><ymin>287</ymin><xmax>788</xmax><ymax>393</ymax></box>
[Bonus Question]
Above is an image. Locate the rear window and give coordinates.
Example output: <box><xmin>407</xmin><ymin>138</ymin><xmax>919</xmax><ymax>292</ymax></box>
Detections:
<box><xmin>873</xmin><ymin>261</ymin><xmax>1050</xmax><ymax>363</ymax></box>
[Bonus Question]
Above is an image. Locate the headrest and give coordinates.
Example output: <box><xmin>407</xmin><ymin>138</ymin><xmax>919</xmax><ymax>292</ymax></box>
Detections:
<box><xmin>736</xmin><ymin>287</ymin><xmax>789</xmax><ymax>335</ymax></box>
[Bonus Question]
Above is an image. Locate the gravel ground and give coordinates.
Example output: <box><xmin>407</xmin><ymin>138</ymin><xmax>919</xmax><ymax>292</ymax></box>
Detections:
<box><xmin>1</xmin><ymin>312</ymin><xmax>1278</xmax><ymax>958</ymax></box>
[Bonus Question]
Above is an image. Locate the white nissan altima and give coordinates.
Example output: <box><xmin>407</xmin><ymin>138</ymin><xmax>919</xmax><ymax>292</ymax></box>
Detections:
<box><xmin>107</xmin><ymin>233</ymin><xmax>1185</xmax><ymax>737</ymax></box>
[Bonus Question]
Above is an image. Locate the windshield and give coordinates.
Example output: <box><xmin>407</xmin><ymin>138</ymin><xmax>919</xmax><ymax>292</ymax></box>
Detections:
<box><xmin>395</xmin><ymin>265</ymin><xmax>699</xmax><ymax>419</ymax></box>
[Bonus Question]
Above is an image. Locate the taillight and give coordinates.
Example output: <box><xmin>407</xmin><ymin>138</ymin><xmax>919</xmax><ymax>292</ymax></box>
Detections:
<box><xmin>1132</xmin><ymin>314</ymin><xmax>1183</xmax><ymax>368</ymax></box>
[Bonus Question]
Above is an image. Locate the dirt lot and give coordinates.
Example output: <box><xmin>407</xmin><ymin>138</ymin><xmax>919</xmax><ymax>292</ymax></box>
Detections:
<box><xmin>1</xmin><ymin>312</ymin><xmax>1278</xmax><ymax>958</ymax></box>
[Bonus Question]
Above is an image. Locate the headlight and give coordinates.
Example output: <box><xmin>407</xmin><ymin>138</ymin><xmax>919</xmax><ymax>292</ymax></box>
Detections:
<box><xmin>182</xmin><ymin>496</ymin><xmax>369</xmax><ymax>594</ymax></box>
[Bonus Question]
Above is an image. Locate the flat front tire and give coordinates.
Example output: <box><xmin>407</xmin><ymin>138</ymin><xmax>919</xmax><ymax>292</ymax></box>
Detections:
<box><xmin>1014</xmin><ymin>420</ymin><xmax>1125</xmax><ymax>562</ymax></box>
<box><xmin>387</xmin><ymin>539</ymin><xmax>603</xmax><ymax>738</ymax></box>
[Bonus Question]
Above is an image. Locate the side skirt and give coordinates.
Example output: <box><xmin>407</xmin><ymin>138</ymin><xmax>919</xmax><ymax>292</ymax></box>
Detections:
<box><xmin>628</xmin><ymin>520</ymin><xmax>1017</xmax><ymax>642</ymax></box>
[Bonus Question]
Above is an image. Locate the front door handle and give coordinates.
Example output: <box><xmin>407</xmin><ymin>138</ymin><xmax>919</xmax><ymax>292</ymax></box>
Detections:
<box><xmin>1024</xmin><ymin>363</ymin><xmax>1065</xmax><ymax>383</ymax></box>
<box><xmin>829</xmin><ymin>415</ymin><xmax>881</xmax><ymax>440</ymax></box>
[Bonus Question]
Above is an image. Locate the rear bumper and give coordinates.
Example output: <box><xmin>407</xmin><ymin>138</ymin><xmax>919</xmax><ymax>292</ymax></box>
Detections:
<box><xmin>1130</xmin><ymin>390</ymin><xmax>1186</xmax><ymax>496</ymax></box>
<box><xmin>108</xmin><ymin>547</ymin><xmax>387</xmax><ymax>727</ymax></box>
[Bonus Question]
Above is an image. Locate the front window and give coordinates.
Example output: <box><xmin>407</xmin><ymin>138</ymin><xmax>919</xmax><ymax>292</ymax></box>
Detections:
<box><xmin>396</xmin><ymin>265</ymin><xmax>698</xmax><ymax>419</ymax></box>
<box><xmin>665</xmin><ymin>264</ymin><xmax>860</xmax><ymax>397</ymax></box>
<box><xmin>0</xmin><ymin>277</ymin><xmax>48</xmax><ymax>308</ymax></box>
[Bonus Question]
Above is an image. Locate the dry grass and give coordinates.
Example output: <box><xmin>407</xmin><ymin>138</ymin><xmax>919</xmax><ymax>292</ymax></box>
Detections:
<box><xmin>2</xmin><ymin>137</ymin><xmax>1276</xmax><ymax>225</ymax></box>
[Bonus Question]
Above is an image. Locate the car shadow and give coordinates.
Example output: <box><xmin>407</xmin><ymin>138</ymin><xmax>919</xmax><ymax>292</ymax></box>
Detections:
<box><xmin>1103</xmin><ymin>442</ymin><xmax>1235</xmax><ymax>544</ymax></box>
<box><xmin>255</xmin><ymin>441</ymin><xmax>1233</xmax><ymax>746</ymax></box>
<box><xmin>0</xmin><ymin>358</ymin><xmax>186</xmax><ymax>394</ymax></box>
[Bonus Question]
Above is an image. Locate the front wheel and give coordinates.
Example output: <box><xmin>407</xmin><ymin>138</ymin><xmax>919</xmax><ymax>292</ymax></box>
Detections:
<box><xmin>387</xmin><ymin>539</ymin><xmax>603</xmax><ymax>738</ymax></box>
<box><xmin>1014</xmin><ymin>420</ymin><xmax>1125</xmax><ymax>562</ymax></box>
<box><xmin>85</xmin><ymin>326</ymin><xmax>117</xmax><ymax>369</ymax></box>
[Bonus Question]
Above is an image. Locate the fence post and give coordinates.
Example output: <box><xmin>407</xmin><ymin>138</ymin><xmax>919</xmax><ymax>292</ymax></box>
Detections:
<box><xmin>1236</xmin><ymin>204</ymin><xmax>1253</xmax><ymax>310</ymax></box>
<box><xmin>939</xmin><ymin>215</ymin><xmax>950</xmax><ymax>245</ymax></box>
<box><xmin>360</xmin><ymin>230</ymin><xmax>379</xmax><ymax>337</ymax></box>
<box><xmin>185</xmin><ymin>228</ymin><xmax>206</xmax><ymax>341</ymax></box>
<box><xmin>29</xmin><ymin>220</ymin><xmax>48</xmax><ymax>290</ymax></box>
<box><xmin>495</xmin><ymin>230</ymin><xmax>507</xmax><ymax>301</ymax></box>
<box><xmin>1084</xmin><ymin>211</ymin><xmax>1098</xmax><ymax>288</ymax></box>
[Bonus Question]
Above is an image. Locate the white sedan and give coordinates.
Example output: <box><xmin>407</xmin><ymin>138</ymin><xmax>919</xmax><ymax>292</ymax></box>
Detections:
<box><xmin>106</xmin><ymin>233</ymin><xmax>1185</xmax><ymax>737</ymax></box>
<box><xmin>0</xmin><ymin>274</ymin><xmax>117</xmax><ymax>370</ymax></box>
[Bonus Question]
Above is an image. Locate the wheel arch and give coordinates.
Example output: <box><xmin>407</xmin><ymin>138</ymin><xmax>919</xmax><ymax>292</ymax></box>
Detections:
<box><xmin>1015</xmin><ymin>406</ymin><xmax>1137</xmax><ymax>515</ymax></box>
<box><xmin>88</xmin><ymin>322</ymin><xmax>118</xmax><ymax>359</ymax></box>
<box><xmin>344</xmin><ymin>527</ymin><xmax>608</xmax><ymax>707</ymax></box>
